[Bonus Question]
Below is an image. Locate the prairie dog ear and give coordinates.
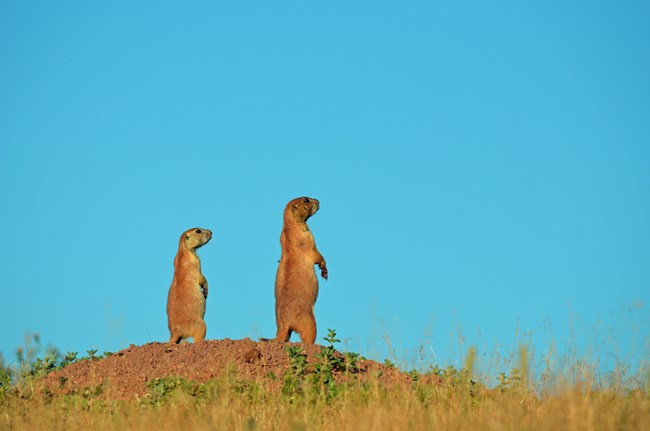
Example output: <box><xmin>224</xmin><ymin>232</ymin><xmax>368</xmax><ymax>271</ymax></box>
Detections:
<box><xmin>185</xmin><ymin>234</ymin><xmax>190</xmax><ymax>240</ymax></box>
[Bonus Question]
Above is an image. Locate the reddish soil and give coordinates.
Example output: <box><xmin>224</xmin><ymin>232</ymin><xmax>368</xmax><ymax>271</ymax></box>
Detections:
<box><xmin>41</xmin><ymin>339</ymin><xmax>441</xmax><ymax>400</ymax></box>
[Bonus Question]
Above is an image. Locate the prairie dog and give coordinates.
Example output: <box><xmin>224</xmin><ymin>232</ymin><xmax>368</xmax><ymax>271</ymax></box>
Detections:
<box><xmin>274</xmin><ymin>197</ymin><xmax>328</xmax><ymax>344</ymax></box>
<box><xmin>167</xmin><ymin>227</ymin><xmax>212</xmax><ymax>343</ymax></box>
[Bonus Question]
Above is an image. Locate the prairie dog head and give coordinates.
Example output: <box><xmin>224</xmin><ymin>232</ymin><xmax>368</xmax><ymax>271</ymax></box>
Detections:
<box><xmin>286</xmin><ymin>197</ymin><xmax>320</xmax><ymax>222</ymax></box>
<box><xmin>181</xmin><ymin>227</ymin><xmax>212</xmax><ymax>251</ymax></box>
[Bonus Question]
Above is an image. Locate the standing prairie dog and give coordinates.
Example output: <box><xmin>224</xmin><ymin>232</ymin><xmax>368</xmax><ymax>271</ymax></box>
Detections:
<box><xmin>167</xmin><ymin>227</ymin><xmax>212</xmax><ymax>343</ymax></box>
<box><xmin>275</xmin><ymin>197</ymin><xmax>328</xmax><ymax>344</ymax></box>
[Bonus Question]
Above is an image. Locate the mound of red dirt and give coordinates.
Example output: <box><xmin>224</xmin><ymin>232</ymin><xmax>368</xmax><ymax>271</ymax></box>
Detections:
<box><xmin>41</xmin><ymin>339</ymin><xmax>441</xmax><ymax>399</ymax></box>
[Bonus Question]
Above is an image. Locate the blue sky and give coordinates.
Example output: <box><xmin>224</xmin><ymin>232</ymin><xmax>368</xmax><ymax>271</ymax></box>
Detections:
<box><xmin>1</xmin><ymin>1</ymin><xmax>648</xmax><ymax>376</ymax></box>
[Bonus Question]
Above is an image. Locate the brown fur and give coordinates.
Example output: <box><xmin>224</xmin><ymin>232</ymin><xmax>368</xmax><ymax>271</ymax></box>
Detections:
<box><xmin>274</xmin><ymin>197</ymin><xmax>328</xmax><ymax>344</ymax></box>
<box><xmin>167</xmin><ymin>227</ymin><xmax>212</xmax><ymax>343</ymax></box>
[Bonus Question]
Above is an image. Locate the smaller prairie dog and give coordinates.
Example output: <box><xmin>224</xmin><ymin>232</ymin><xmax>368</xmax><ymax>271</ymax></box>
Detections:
<box><xmin>275</xmin><ymin>197</ymin><xmax>328</xmax><ymax>344</ymax></box>
<box><xmin>167</xmin><ymin>227</ymin><xmax>212</xmax><ymax>343</ymax></box>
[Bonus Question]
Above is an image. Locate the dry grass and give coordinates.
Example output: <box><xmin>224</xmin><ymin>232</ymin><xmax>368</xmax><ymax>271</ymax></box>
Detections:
<box><xmin>2</xmin><ymin>364</ymin><xmax>648</xmax><ymax>431</ymax></box>
<box><xmin>1</xmin><ymin>332</ymin><xmax>648</xmax><ymax>431</ymax></box>
<box><xmin>2</xmin><ymin>387</ymin><xmax>649</xmax><ymax>431</ymax></box>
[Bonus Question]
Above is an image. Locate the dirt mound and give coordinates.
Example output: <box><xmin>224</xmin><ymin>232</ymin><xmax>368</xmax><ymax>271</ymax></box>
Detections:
<box><xmin>41</xmin><ymin>339</ymin><xmax>440</xmax><ymax>399</ymax></box>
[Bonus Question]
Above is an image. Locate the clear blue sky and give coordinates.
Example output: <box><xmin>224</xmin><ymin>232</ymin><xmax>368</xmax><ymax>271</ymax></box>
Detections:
<box><xmin>1</xmin><ymin>1</ymin><xmax>648</xmax><ymax>377</ymax></box>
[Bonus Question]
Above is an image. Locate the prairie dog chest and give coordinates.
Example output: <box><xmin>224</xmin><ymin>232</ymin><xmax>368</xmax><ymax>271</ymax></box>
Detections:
<box><xmin>285</xmin><ymin>226</ymin><xmax>314</xmax><ymax>250</ymax></box>
<box><xmin>189</xmin><ymin>272</ymin><xmax>207</xmax><ymax>298</ymax></box>
<box><xmin>173</xmin><ymin>266</ymin><xmax>205</xmax><ymax>292</ymax></box>
<box><xmin>297</xmin><ymin>228</ymin><xmax>315</xmax><ymax>249</ymax></box>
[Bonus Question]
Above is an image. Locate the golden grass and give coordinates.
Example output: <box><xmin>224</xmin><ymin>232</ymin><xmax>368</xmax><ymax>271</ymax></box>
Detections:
<box><xmin>2</xmin><ymin>332</ymin><xmax>648</xmax><ymax>431</ymax></box>
<box><xmin>2</xmin><ymin>368</ymin><xmax>648</xmax><ymax>431</ymax></box>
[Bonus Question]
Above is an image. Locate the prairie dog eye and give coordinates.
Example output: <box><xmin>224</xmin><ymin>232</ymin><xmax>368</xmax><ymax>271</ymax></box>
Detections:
<box><xmin>303</xmin><ymin>198</ymin><xmax>310</xmax><ymax>203</ymax></box>
<box><xmin>195</xmin><ymin>229</ymin><xmax>202</xmax><ymax>233</ymax></box>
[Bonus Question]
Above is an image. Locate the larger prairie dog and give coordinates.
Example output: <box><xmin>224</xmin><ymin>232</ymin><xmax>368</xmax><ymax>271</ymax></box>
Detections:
<box><xmin>167</xmin><ymin>227</ymin><xmax>212</xmax><ymax>343</ymax></box>
<box><xmin>275</xmin><ymin>197</ymin><xmax>328</xmax><ymax>344</ymax></box>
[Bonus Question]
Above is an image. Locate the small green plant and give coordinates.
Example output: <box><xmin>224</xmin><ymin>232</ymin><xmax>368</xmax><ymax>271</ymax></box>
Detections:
<box><xmin>343</xmin><ymin>352</ymin><xmax>360</xmax><ymax>373</ymax></box>
<box><xmin>13</xmin><ymin>333</ymin><xmax>60</xmax><ymax>380</ymax></box>
<box><xmin>437</xmin><ymin>365</ymin><xmax>473</xmax><ymax>390</ymax></box>
<box><xmin>285</xmin><ymin>345</ymin><xmax>308</xmax><ymax>376</ymax></box>
<box><xmin>59</xmin><ymin>352</ymin><xmax>79</xmax><ymax>369</ymax></box>
<box><xmin>311</xmin><ymin>351</ymin><xmax>337</xmax><ymax>398</ymax></box>
<box><xmin>143</xmin><ymin>376</ymin><xmax>198</xmax><ymax>406</ymax></box>
<box><xmin>311</xmin><ymin>329</ymin><xmax>345</xmax><ymax>400</ymax></box>
<box><xmin>0</xmin><ymin>365</ymin><xmax>12</xmax><ymax>398</ymax></box>
<box><xmin>497</xmin><ymin>371</ymin><xmax>509</xmax><ymax>392</ymax></box>
<box><xmin>22</xmin><ymin>351</ymin><xmax>59</xmax><ymax>380</ymax></box>
<box><xmin>323</xmin><ymin>328</ymin><xmax>341</xmax><ymax>345</ymax></box>
<box><xmin>81</xmin><ymin>382</ymin><xmax>105</xmax><ymax>399</ymax></box>
<box><xmin>282</xmin><ymin>345</ymin><xmax>308</xmax><ymax>401</ymax></box>
<box><xmin>497</xmin><ymin>367</ymin><xmax>524</xmax><ymax>394</ymax></box>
